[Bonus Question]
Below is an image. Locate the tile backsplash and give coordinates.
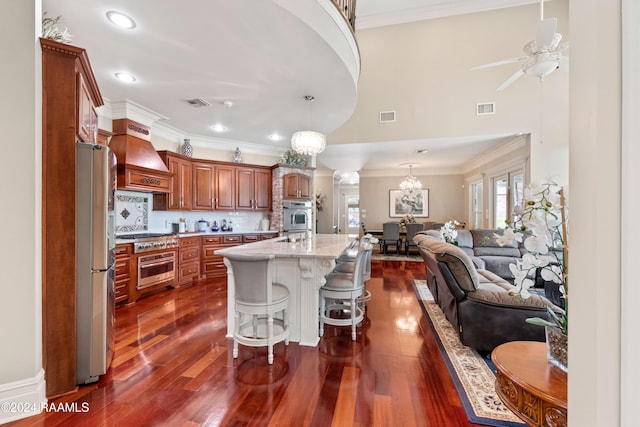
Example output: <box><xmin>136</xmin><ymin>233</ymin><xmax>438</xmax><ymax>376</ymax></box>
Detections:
<box><xmin>115</xmin><ymin>190</ymin><xmax>273</xmax><ymax>234</ymax></box>
<box><xmin>115</xmin><ymin>191</ymin><xmax>149</xmax><ymax>233</ymax></box>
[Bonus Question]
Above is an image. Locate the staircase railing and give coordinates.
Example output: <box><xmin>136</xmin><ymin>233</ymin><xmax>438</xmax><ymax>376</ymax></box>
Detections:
<box><xmin>331</xmin><ymin>0</ymin><xmax>356</xmax><ymax>31</ymax></box>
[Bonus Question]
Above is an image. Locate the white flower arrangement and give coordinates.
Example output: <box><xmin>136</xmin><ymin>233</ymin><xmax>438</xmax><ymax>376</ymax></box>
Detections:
<box><xmin>496</xmin><ymin>182</ymin><xmax>568</xmax><ymax>334</ymax></box>
<box><xmin>42</xmin><ymin>12</ymin><xmax>74</xmax><ymax>44</ymax></box>
<box><xmin>440</xmin><ymin>220</ymin><xmax>460</xmax><ymax>245</ymax></box>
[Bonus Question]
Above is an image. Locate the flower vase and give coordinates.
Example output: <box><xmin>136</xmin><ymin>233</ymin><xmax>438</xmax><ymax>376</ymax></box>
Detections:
<box><xmin>545</xmin><ymin>326</ymin><xmax>568</xmax><ymax>373</ymax></box>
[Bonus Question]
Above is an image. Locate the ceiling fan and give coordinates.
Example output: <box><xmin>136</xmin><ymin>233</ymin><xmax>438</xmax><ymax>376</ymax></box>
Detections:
<box><xmin>470</xmin><ymin>0</ymin><xmax>568</xmax><ymax>91</ymax></box>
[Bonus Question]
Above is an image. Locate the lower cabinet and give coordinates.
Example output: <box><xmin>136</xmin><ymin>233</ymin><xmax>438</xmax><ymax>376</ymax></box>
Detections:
<box><xmin>179</xmin><ymin>236</ymin><xmax>201</xmax><ymax>285</ymax></box>
<box><xmin>115</xmin><ymin>243</ymin><xmax>132</xmax><ymax>305</ymax></box>
<box><xmin>201</xmin><ymin>234</ymin><xmax>242</xmax><ymax>278</ymax></box>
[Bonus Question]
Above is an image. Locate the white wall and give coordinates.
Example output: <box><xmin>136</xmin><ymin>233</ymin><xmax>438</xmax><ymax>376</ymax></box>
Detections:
<box><xmin>0</xmin><ymin>0</ymin><xmax>47</xmax><ymax>423</ymax></box>
<box><xmin>569</xmin><ymin>0</ymin><xmax>624</xmax><ymax>425</ymax></box>
<box><xmin>331</xmin><ymin>1</ymin><xmax>569</xmax><ymax>184</ymax></box>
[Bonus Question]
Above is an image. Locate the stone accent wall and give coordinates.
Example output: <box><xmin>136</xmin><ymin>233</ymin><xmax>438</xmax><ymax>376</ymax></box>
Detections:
<box><xmin>271</xmin><ymin>165</ymin><xmax>315</xmax><ymax>233</ymax></box>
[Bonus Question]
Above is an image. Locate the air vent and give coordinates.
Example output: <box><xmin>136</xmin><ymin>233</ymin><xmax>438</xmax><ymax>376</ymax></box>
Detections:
<box><xmin>379</xmin><ymin>111</ymin><xmax>396</xmax><ymax>123</ymax></box>
<box><xmin>185</xmin><ymin>98</ymin><xmax>211</xmax><ymax>107</ymax></box>
<box><xmin>476</xmin><ymin>102</ymin><xmax>495</xmax><ymax>115</ymax></box>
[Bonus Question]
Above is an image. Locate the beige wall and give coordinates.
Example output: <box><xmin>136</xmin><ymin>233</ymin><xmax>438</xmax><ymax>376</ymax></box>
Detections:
<box><xmin>359</xmin><ymin>174</ymin><xmax>464</xmax><ymax>229</ymax></box>
<box><xmin>0</xmin><ymin>0</ymin><xmax>46</xmax><ymax>420</ymax></box>
<box><xmin>330</xmin><ymin>0</ymin><xmax>569</xmax><ymax>185</ymax></box>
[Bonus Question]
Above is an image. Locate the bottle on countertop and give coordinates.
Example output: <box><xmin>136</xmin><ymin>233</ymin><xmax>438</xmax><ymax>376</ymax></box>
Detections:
<box><xmin>211</xmin><ymin>220</ymin><xmax>219</xmax><ymax>232</ymax></box>
<box><xmin>221</xmin><ymin>219</ymin><xmax>227</xmax><ymax>232</ymax></box>
<box><xmin>228</xmin><ymin>220</ymin><xmax>233</xmax><ymax>232</ymax></box>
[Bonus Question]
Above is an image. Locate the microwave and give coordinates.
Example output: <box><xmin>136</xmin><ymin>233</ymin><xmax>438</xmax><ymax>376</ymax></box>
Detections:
<box><xmin>283</xmin><ymin>200</ymin><xmax>312</xmax><ymax>232</ymax></box>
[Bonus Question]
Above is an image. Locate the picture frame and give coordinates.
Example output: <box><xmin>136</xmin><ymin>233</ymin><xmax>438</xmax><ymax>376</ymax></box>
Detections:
<box><xmin>389</xmin><ymin>189</ymin><xmax>429</xmax><ymax>217</ymax></box>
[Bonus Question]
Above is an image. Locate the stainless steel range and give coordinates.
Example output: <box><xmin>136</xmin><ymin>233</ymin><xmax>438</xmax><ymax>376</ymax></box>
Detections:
<box><xmin>117</xmin><ymin>233</ymin><xmax>179</xmax><ymax>253</ymax></box>
<box><xmin>117</xmin><ymin>233</ymin><xmax>179</xmax><ymax>290</ymax></box>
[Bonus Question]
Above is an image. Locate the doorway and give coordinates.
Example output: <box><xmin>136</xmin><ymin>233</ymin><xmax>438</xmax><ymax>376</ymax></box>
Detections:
<box><xmin>332</xmin><ymin>171</ymin><xmax>359</xmax><ymax>234</ymax></box>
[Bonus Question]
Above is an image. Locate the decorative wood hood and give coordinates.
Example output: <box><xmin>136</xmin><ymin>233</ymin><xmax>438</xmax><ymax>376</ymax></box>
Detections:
<box><xmin>109</xmin><ymin>119</ymin><xmax>172</xmax><ymax>193</ymax></box>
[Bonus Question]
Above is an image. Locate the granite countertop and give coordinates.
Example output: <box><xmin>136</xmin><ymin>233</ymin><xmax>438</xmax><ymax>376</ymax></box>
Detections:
<box><xmin>214</xmin><ymin>233</ymin><xmax>355</xmax><ymax>259</ymax></box>
<box><xmin>177</xmin><ymin>230</ymin><xmax>278</xmax><ymax>237</ymax></box>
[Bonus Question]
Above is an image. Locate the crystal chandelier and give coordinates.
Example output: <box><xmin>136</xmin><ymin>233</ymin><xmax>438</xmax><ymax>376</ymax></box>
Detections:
<box><xmin>399</xmin><ymin>165</ymin><xmax>422</xmax><ymax>193</ymax></box>
<box><xmin>291</xmin><ymin>96</ymin><xmax>326</xmax><ymax>156</ymax></box>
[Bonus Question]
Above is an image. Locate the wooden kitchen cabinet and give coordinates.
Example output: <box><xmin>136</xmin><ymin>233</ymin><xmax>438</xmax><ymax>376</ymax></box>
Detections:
<box><xmin>178</xmin><ymin>236</ymin><xmax>201</xmax><ymax>285</ymax></box>
<box><xmin>201</xmin><ymin>234</ymin><xmax>241</xmax><ymax>278</ymax></box>
<box><xmin>260</xmin><ymin>232</ymin><xmax>278</xmax><ymax>240</ymax></box>
<box><xmin>77</xmin><ymin>71</ymin><xmax>98</xmax><ymax>144</ymax></box>
<box><xmin>41</xmin><ymin>38</ymin><xmax>104</xmax><ymax>397</ymax></box>
<box><xmin>283</xmin><ymin>173</ymin><xmax>311</xmax><ymax>200</ymax></box>
<box><xmin>115</xmin><ymin>244</ymin><xmax>132</xmax><ymax>305</ymax></box>
<box><xmin>193</xmin><ymin>162</ymin><xmax>236</xmax><ymax>211</ymax></box>
<box><xmin>154</xmin><ymin>152</ymin><xmax>193</xmax><ymax>211</ymax></box>
<box><xmin>236</xmin><ymin>166</ymin><xmax>272</xmax><ymax>211</ymax></box>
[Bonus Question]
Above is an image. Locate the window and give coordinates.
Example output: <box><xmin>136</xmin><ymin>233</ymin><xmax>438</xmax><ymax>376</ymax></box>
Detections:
<box><xmin>471</xmin><ymin>182</ymin><xmax>483</xmax><ymax>229</ymax></box>
<box><xmin>492</xmin><ymin>171</ymin><xmax>524</xmax><ymax>229</ymax></box>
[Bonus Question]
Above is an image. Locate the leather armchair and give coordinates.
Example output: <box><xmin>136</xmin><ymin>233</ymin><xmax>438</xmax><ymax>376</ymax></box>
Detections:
<box><xmin>414</xmin><ymin>233</ymin><xmax>559</xmax><ymax>353</ymax></box>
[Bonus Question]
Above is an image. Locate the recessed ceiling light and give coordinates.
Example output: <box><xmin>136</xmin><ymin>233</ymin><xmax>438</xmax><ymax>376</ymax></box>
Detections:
<box><xmin>211</xmin><ymin>124</ymin><xmax>227</xmax><ymax>133</ymax></box>
<box><xmin>106</xmin><ymin>11</ymin><xmax>136</xmax><ymax>29</ymax></box>
<box><xmin>268</xmin><ymin>133</ymin><xmax>282</xmax><ymax>141</ymax></box>
<box><xmin>114</xmin><ymin>72</ymin><xmax>136</xmax><ymax>83</ymax></box>
<box><xmin>416</xmin><ymin>149</ymin><xmax>429</xmax><ymax>154</ymax></box>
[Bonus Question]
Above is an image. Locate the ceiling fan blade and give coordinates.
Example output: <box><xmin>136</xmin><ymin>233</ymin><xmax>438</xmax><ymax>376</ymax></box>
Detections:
<box><xmin>496</xmin><ymin>69</ymin><xmax>525</xmax><ymax>91</ymax></box>
<box><xmin>536</xmin><ymin>18</ymin><xmax>557</xmax><ymax>50</ymax></box>
<box><xmin>470</xmin><ymin>56</ymin><xmax>528</xmax><ymax>71</ymax></box>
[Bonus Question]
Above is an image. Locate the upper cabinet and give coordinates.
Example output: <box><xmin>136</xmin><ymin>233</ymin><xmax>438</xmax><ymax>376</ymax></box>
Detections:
<box><xmin>192</xmin><ymin>161</ymin><xmax>235</xmax><ymax>211</ymax></box>
<box><xmin>236</xmin><ymin>166</ymin><xmax>272</xmax><ymax>211</ymax></box>
<box><xmin>283</xmin><ymin>173</ymin><xmax>311</xmax><ymax>200</ymax></box>
<box><xmin>77</xmin><ymin>71</ymin><xmax>98</xmax><ymax>144</ymax></box>
<box><xmin>154</xmin><ymin>152</ymin><xmax>193</xmax><ymax>211</ymax></box>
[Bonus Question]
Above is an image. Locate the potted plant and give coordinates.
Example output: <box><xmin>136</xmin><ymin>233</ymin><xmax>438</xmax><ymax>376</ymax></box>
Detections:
<box><xmin>495</xmin><ymin>182</ymin><xmax>568</xmax><ymax>372</ymax></box>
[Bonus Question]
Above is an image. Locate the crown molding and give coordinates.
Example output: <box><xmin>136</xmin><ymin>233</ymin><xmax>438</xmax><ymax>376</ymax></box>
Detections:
<box><xmin>460</xmin><ymin>134</ymin><xmax>529</xmax><ymax>174</ymax></box>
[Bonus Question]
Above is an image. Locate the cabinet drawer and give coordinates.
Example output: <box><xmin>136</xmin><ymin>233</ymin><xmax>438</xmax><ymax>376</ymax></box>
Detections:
<box><xmin>180</xmin><ymin>246</ymin><xmax>200</xmax><ymax>262</ymax></box>
<box><xmin>115</xmin><ymin>259</ymin><xmax>130</xmax><ymax>279</ymax></box>
<box><xmin>116</xmin><ymin>244</ymin><xmax>132</xmax><ymax>257</ymax></box>
<box><xmin>224</xmin><ymin>235</ymin><xmax>242</xmax><ymax>244</ymax></box>
<box><xmin>242</xmin><ymin>234</ymin><xmax>259</xmax><ymax>243</ymax></box>
<box><xmin>179</xmin><ymin>261</ymin><xmax>200</xmax><ymax>282</ymax></box>
<box><xmin>202</xmin><ymin>246</ymin><xmax>220</xmax><ymax>259</ymax></box>
<box><xmin>180</xmin><ymin>236</ymin><xmax>201</xmax><ymax>247</ymax></box>
<box><xmin>260</xmin><ymin>233</ymin><xmax>278</xmax><ymax>240</ymax></box>
<box><xmin>202</xmin><ymin>236</ymin><xmax>223</xmax><ymax>244</ymax></box>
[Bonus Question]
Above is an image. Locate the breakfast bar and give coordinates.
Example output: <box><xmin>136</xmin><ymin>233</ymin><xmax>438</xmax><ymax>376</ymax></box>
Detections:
<box><xmin>215</xmin><ymin>233</ymin><xmax>356</xmax><ymax>346</ymax></box>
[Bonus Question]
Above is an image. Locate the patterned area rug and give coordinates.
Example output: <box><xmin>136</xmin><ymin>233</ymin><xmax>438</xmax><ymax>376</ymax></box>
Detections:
<box><xmin>412</xmin><ymin>280</ymin><xmax>525</xmax><ymax>427</ymax></box>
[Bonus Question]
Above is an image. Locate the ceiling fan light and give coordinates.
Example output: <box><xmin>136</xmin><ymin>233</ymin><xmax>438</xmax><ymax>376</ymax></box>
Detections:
<box><xmin>291</xmin><ymin>131</ymin><xmax>326</xmax><ymax>156</ymax></box>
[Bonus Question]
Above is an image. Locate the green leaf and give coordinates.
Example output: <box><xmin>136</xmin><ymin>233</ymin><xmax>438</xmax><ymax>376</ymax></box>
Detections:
<box><xmin>525</xmin><ymin>317</ymin><xmax>558</xmax><ymax>328</ymax></box>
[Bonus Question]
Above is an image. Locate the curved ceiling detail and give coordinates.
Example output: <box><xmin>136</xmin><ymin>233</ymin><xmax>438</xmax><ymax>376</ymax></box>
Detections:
<box><xmin>43</xmin><ymin>0</ymin><xmax>360</xmax><ymax>148</ymax></box>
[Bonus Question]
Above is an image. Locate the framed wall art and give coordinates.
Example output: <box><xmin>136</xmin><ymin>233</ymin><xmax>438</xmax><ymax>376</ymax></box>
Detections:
<box><xmin>389</xmin><ymin>189</ymin><xmax>429</xmax><ymax>217</ymax></box>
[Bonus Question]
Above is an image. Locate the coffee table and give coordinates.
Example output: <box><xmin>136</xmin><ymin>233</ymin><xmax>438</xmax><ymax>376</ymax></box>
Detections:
<box><xmin>492</xmin><ymin>341</ymin><xmax>567</xmax><ymax>427</ymax></box>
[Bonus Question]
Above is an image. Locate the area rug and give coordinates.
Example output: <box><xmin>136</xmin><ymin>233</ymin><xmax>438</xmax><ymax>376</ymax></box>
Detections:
<box><xmin>412</xmin><ymin>280</ymin><xmax>525</xmax><ymax>427</ymax></box>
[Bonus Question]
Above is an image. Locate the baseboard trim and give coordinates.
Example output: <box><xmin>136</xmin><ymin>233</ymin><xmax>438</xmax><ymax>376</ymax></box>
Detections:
<box><xmin>0</xmin><ymin>369</ymin><xmax>47</xmax><ymax>424</ymax></box>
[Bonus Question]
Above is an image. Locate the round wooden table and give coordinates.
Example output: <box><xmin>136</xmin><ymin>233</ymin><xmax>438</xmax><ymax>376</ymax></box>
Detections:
<box><xmin>492</xmin><ymin>341</ymin><xmax>567</xmax><ymax>427</ymax></box>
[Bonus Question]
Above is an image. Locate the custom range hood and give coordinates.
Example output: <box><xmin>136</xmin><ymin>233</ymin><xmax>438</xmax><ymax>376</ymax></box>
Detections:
<box><xmin>108</xmin><ymin>119</ymin><xmax>172</xmax><ymax>193</ymax></box>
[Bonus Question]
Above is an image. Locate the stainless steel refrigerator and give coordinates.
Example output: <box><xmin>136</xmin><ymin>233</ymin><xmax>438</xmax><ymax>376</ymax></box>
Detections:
<box><xmin>76</xmin><ymin>142</ymin><xmax>117</xmax><ymax>385</ymax></box>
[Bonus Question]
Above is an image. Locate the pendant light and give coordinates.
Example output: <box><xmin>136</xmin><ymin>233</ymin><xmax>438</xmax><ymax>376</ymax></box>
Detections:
<box><xmin>291</xmin><ymin>95</ymin><xmax>326</xmax><ymax>156</ymax></box>
<box><xmin>399</xmin><ymin>165</ymin><xmax>422</xmax><ymax>193</ymax></box>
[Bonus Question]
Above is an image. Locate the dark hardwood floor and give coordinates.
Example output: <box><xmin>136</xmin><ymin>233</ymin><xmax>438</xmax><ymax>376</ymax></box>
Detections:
<box><xmin>11</xmin><ymin>260</ymin><xmax>474</xmax><ymax>426</ymax></box>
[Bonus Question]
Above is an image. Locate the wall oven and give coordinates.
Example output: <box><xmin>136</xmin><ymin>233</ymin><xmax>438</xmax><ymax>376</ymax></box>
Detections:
<box><xmin>137</xmin><ymin>251</ymin><xmax>176</xmax><ymax>290</ymax></box>
<box><xmin>283</xmin><ymin>200</ymin><xmax>312</xmax><ymax>232</ymax></box>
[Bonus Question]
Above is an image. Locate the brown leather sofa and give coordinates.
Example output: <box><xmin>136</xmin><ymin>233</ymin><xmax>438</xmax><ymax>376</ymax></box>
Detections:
<box><xmin>414</xmin><ymin>233</ymin><xmax>558</xmax><ymax>353</ymax></box>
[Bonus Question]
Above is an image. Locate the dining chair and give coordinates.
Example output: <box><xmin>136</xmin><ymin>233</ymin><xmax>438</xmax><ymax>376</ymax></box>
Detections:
<box><xmin>381</xmin><ymin>222</ymin><xmax>401</xmax><ymax>254</ymax></box>
<box><xmin>404</xmin><ymin>222</ymin><xmax>425</xmax><ymax>255</ymax></box>
<box><xmin>225</xmin><ymin>253</ymin><xmax>289</xmax><ymax>364</ymax></box>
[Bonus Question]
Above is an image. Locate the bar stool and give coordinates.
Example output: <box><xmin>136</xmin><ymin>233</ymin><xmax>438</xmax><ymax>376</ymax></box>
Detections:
<box><xmin>320</xmin><ymin>242</ymin><xmax>371</xmax><ymax>340</ymax></box>
<box><xmin>225</xmin><ymin>253</ymin><xmax>289</xmax><ymax>364</ymax></box>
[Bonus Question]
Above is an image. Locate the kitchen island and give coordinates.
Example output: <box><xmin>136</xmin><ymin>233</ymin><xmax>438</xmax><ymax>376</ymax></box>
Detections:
<box><xmin>215</xmin><ymin>233</ymin><xmax>356</xmax><ymax>346</ymax></box>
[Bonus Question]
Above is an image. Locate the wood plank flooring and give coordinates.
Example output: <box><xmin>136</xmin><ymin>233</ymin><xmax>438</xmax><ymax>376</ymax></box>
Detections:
<box><xmin>10</xmin><ymin>260</ymin><xmax>474</xmax><ymax>426</ymax></box>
